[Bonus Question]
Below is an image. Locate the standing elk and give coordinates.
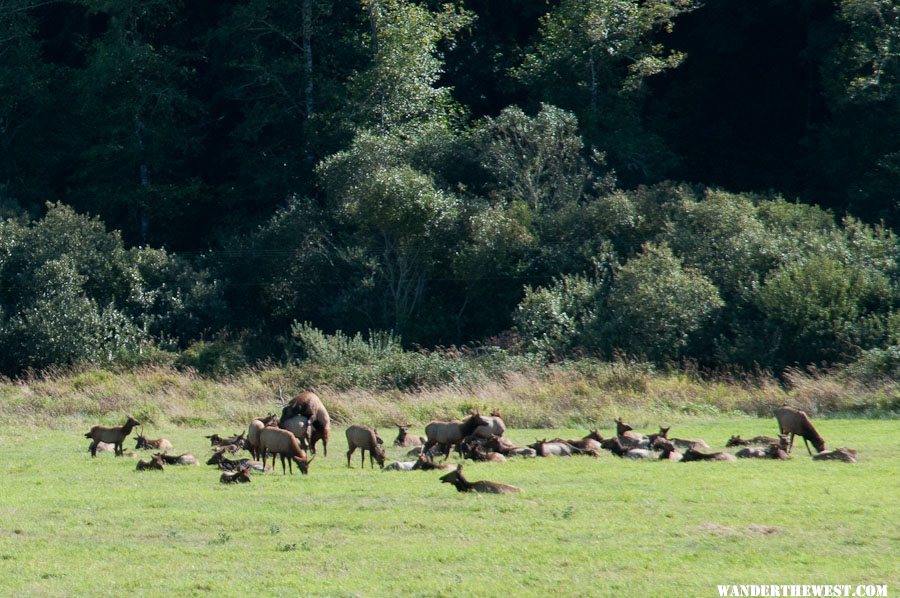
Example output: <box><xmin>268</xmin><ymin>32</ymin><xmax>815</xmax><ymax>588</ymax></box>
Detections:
<box><xmin>439</xmin><ymin>464</ymin><xmax>520</xmax><ymax>494</ymax></box>
<box><xmin>85</xmin><ymin>416</ymin><xmax>141</xmax><ymax>457</ymax></box>
<box><xmin>280</xmin><ymin>391</ymin><xmax>331</xmax><ymax>456</ymax></box>
<box><xmin>258</xmin><ymin>427</ymin><xmax>312</xmax><ymax>475</ymax></box>
<box><xmin>345</xmin><ymin>425</ymin><xmax>386</xmax><ymax>469</ymax></box>
<box><xmin>247</xmin><ymin>414</ymin><xmax>280</xmax><ymax>459</ymax></box>
<box><xmin>774</xmin><ymin>405</ymin><xmax>826</xmax><ymax>455</ymax></box>
<box><xmin>423</xmin><ymin>413</ymin><xmax>489</xmax><ymax>460</ymax></box>
<box><xmin>471</xmin><ymin>410</ymin><xmax>507</xmax><ymax>439</ymax></box>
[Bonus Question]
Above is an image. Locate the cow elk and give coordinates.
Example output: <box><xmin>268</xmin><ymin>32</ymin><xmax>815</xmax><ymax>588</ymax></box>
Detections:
<box><xmin>220</xmin><ymin>467</ymin><xmax>252</xmax><ymax>484</ymax></box>
<box><xmin>393</xmin><ymin>424</ymin><xmax>425</xmax><ymax>447</ymax></box>
<box><xmin>85</xmin><ymin>416</ymin><xmax>141</xmax><ymax>457</ymax></box>
<box><xmin>259</xmin><ymin>427</ymin><xmax>312</xmax><ymax>475</ymax></box>
<box><xmin>423</xmin><ymin>413</ymin><xmax>488</xmax><ymax>460</ymax></box>
<box><xmin>345</xmin><ymin>425</ymin><xmax>386</xmax><ymax>469</ymax></box>
<box><xmin>774</xmin><ymin>405</ymin><xmax>826</xmax><ymax>455</ymax></box>
<box><xmin>439</xmin><ymin>464</ymin><xmax>520</xmax><ymax>494</ymax></box>
<box><xmin>136</xmin><ymin>454</ymin><xmax>165</xmax><ymax>471</ymax></box>
<box><xmin>280</xmin><ymin>392</ymin><xmax>330</xmax><ymax>456</ymax></box>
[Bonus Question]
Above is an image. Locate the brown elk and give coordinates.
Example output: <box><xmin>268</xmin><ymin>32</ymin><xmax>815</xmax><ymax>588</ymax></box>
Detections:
<box><xmin>483</xmin><ymin>435</ymin><xmax>536</xmax><ymax>458</ymax></box>
<box><xmin>528</xmin><ymin>439</ymin><xmax>579</xmax><ymax>457</ymax></box>
<box><xmin>423</xmin><ymin>413</ymin><xmax>489</xmax><ymax>460</ymax></box>
<box><xmin>652</xmin><ymin>438</ymin><xmax>683</xmax><ymax>461</ymax></box>
<box><xmin>134</xmin><ymin>427</ymin><xmax>173</xmax><ymax>451</ymax></box>
<box><xmin>726</xmin><ymin>435</ymin><xmax>780</xmax><ymax>447</ymax></box>
<box><xmin>259</xmin><ymin>427</ymin><xmax>312</xmax><ymax>475</ymax></box>
<box><xmin>153</xmin><ymin>452</ymin><xmax>198</xmax><ymax>466</ymax></box>
<box><xmin>85</xmin><ymin>416</ymin><xmax>141</xmax><ymax>457</ymax></box>
<box><xmin>604</xmin><ymin>437</ymin><xmax>656</xmax><ymax>459</ymax></box>
<box><xmin>774</xmin><ymin>405</ymin><xmax>826</xmax><ymax>455</ymax></box>
<box><xmin>345</xmin><ymin>425</ymin><xmax>386</xmax><ymax>469</ymax></box>
<box><xmin>439</xmin><ymin>464</ymin><xmax>520</xmax><ymax>494</ymax></box>
<box><xmin>812</xmin><ymin>447</ymin><xmax>857</xmax><ymax>463</ymax></box>
<box><xmin>220</xmin><ymin>467</ymin><xmax>252</xmax><ymax>484</ymax></box>
<box><xmin>615</xmin><ymin>417</ymin><xmax>650</xmax><ymax>448</ymax></box>
<box><xmin>393</xmin><ymin>424</ymin><xmax>425</xmax><ymax>447</ymax></box>
<box><xmin>280</xmin><ymin>391</ymin><xmax>330</xmax><ymax>456</ymax></box>
<box><xmin>681</xmin><ymin>447</ymin><xmax>737</xmax><ymax>462</ymax></box>
<box><xmin>205</xmin><ymin>432</ymin><xmax>245</xmax><ymax>448</ymax></box>
<box><xmin>247</xmin><ymin>414</ymin><xmax>280</xmax><ymax>459</ymax></box>
<box><xmin>136</xmin><ymin>453</ymin><xmax>165</xmax><ymax>471</ymax></box>
<box><xmin>471</xmin><ymin>410</ymin><xmax>507</xmax><ymax>439</ymax></box>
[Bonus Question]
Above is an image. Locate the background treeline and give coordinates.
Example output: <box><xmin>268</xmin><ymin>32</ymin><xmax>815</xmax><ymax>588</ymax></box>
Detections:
<box><xmin>0</xmin><ymin>0</ymin><xmax>897</xmax><ymax>380</ymax></box>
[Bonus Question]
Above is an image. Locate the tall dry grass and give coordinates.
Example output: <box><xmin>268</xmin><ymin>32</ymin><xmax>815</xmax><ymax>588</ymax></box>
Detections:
<box><xmin>0</xmin><ymin>361</ymin><xmax>895</xmax><ymax>430</ymax></box>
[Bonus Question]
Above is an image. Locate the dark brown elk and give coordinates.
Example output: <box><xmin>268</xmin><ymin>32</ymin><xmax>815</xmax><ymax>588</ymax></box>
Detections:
<box><xmin>259</xmin><ymin>427</ymin><xmax>312</xmax><ymax>475</ymax></box>
<box><xmin>206</xmin><ymin>451</ymin><xmax>271</xmax><ymax>472</ymax></box>
<box><xmin>85</xmin><ymin>416</ymin><xmax>141</xmax><ymax>457</ymax></box>
<box><xmin>136</xmin><ymin>453</ymin><xmax>165</xmax><ymax>471</ymax></box>
<box><xmin>439</xmin><ymin>464</ymin><xmax>520</xmax><ymax>494</ymax></box>
<box><xmin>681</xmin><ymin>447</ymin><xmax>737</xmax><ymax>462</ymax></box>
<box><xmin>205</xmin><ymin>432</ymin><xmax>245</xmax><ymax>448</ymax></box>
<box><xmin>423</xmin><ymin>413</ymin><xmax>489</xmax><ymax>460</ymax></box>
<box><xmin>811</xmin><ymin>447</ymin><xmax>857</xmax><ymax>463</ymax></box>
<box><xmin>646</xmin><ymin>426</ymin><xmax>671</xmax><ymax>445</ymax></box>
<box><xmin>345</xmin><ymin>425</ymin><xmax>386</xmax><ymax>469</ymax></box>
<box><xmin>774</xmin><ymin>405</ymin><xmax>826</xmax><ymax>455</ymax></box>
<box><xmin>134</xmin><ymin>427</ymin><xmax>173</xmax><ymax>451</ymax></box>
<box><xmin>220</xmin><ymin>467</ymin><xmax>252</xmax><ymax>484</ymax></box>
<box><xmin>393</xmin><ymin>424</ymin><xmax>425</xmax><ymax>447</ymax></box>
<box><xmin>652</xmin><ymin>438</ymin><xmax>683</xmax><ymax>461</ymax></box>
<box><xmin>459</xmin><ymin>438</ymin><xmax>506</xmax><ymax>463</ymax></box>
<box><xmin>280</xmin><ymin>392</ymin><xmax>330</xmax><ymax>456</ymax></box>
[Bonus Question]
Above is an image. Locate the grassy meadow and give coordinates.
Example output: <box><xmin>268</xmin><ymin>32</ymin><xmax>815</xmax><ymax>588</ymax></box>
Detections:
<box><xmin>0</xmin><ymin>418</ymin><xmax>897</xmax><ymax>596</ymax></box>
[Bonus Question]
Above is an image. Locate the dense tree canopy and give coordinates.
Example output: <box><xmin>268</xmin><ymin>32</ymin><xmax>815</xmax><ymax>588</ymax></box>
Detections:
<box><xmin>0</xmin><ymin>0</ymin><xmax>897</xmax><ymax>376</ymax></box>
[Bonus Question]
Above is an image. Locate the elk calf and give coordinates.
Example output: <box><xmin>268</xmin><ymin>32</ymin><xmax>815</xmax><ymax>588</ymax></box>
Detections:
<box><xmin>136</xmin><ymin>454</ymin><xmax>165</xmax><ymax>471</ymax></box>
<box><xmin>220</xmin><ymin>467</ymin><xmax>252</xmax><ymax>483</ymax></box>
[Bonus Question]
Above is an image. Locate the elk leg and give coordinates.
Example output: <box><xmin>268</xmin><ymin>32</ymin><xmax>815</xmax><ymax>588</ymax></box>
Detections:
<box><xmin>804</xmin><ymin>437</ymin><xmax>813</xmax><ymax>456</ymax></box>
<box><xmin>346</xmin><ymin>448</ymin><xmax>354</xmax><ymax>468</ymax></box>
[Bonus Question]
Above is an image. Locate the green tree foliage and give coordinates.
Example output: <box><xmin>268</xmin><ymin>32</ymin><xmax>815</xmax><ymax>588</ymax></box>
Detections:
<box><xmin>605</xmin><ymin>242</ymin><xmax>723</xmax><ymax>362</ymax></box>
<box><xmin>0</xmin><ymin>203</ymin><xmax>222</xmax><ymax>374</ymax></box>
<box><xmin>517</xmin><ymin>0</ymin><xmax>696</xmax><ymax>179</ymax></box>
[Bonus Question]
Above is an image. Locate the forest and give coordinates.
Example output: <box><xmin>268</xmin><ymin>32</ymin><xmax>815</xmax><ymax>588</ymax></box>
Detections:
<box><xmin>0</xmin><ymin>0</ymin><xmax>897</xmax><ymax>378</ymax></box>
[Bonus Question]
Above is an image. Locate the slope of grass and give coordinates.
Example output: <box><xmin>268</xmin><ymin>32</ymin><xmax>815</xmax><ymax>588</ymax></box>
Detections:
<box><xmin>0</xmin><ymin>419</ymin><xmax>897</xmax><ymax>595</ymax></box>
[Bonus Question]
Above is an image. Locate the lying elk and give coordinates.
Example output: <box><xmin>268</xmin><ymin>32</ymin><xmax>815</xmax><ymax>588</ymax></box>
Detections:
<box><xmin>85</xmin><ymin>416</ymin><xmax>141</xmax><ymax>457</ymax></box>
<box><xmin>346</xmin><ymin>425</ymin><xmax>386</xmax><ymax>469</ymax></box>
<box><xmin>423</xmin><ymin>413</ymin><xmax>488</xmax><ymax>460</ymax></box>
<box><xmin>653</xmin><ymin>438</ymin><xmax>683</xmax><ymax>461</ymax></box>
<box><xmin>439</xmin><ymin>464</ymin><xmax>520</xmax><ymax>494</ymax></box>
<box><xmin>528</xmin><ymin>439</ymin><xmax>579</xmax><ymax>457</ymax></box>
<box><xmin>154</xmin><ymin>452</ymin><xmax>199</xmax><ymax>466</ymax></box>
<box><xmin>559</xmin><ymin>431</ymin><xmax>603</xmax><ymax>454</ymax></box>
<box><xmin>134</xmin><ymin>427</ymin><xmax>173</xmax><ymax>451</ymax></box>
<box><xmin>615</xmin><ymin>418</ymin><xmax>649</xmax><ymax>448</ymax></box>
<box><xmin>205</xmin><ymin>432</ymin><xmax>245</xmax><ymax>448</ymax></box>
<box><xmin>605</xmin><ymin>437</ymin><xmax>655</xmax><ymax>459</ymax></box>
<box><xmin>220</xmin><ymin>467</ymin><xmax>252</xmax><ymax>484</ymax></box>
<box><xmin>393</xmin><ymin>424</ymin><xmax>425</xmax><ymax>447</ymax></box>
<box><xmin>247</xmin><ymin>414</ymin><xmax>280</xmax><ymax>460</ymax></box>
<box><xmin>459</xmin><ymin>438</ymin><xmax>506</xmax><ymax>463</ymax></box>
<box><xmin>483</xmin><ymin>435</ymin><xmax>536</xmax><ymax>458</ymax></box>
<box><xmin>812</xmin><ymin>447</ymin><xmax>857</xmax><ymax>463</ymax></box>
<box><xmin>259</xmin><ymin>427</ymin><xmax>312</xmax><ymax>475</ymax></box>
<box><xmin>726</xmin><ymin>435</ymin><xmax>780</xmax><ymax>447</ymax></box>
<box><xmin>774</xmin><ymin>405</ymin><xmax>826</xmax><ymax>455</ymax></box>
<box><xmin>136</xmin><ymin>454</ymin><xmax>165</xmax><ymax>471</ymax></box>
<box><xmin>280</xmin><ymin>391</ymin><xmax>330</xmax><ymax>456</ymax></box>
<box><xmin>207</xmin><ymin>451</ymin><xmax>270</xmax><ymax>472</ymax></box>
<box><xmin>681</xmin><ymin>447</ymin><xmax>737</xmax><ymax>462</ymax></box>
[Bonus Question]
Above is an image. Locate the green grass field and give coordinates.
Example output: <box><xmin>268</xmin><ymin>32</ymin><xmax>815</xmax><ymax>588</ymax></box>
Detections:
<box><xmin>0</xmin><ymin>418</ymin><xmax>897</xmax><ymax>596</ymax></box>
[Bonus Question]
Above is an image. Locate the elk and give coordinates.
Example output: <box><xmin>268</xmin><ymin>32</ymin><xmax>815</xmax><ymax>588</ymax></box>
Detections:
<box><xmin>604</xmin><ymin>437</ymin><xmax>655</xmax><ymax>459</ymax></box>
<box><xmin>205</xmin><ymin>432</ymin><xmax>245</xmax><ymax>448</ymax></box>
<box><xmin>726</xmin><ymin>435</ymin><xmax>780</xmax><ymax>447</ymax></box>
<box><xmin>136</xmin><ymin>454</ymin><xmax>165</xmax><ymax>471</ymax></box>
<box><xmin>411</xmin><ymin>453</ymin><xmax>455</xmax><ymax>471</ymax></box>
<box><xmin>220</xmin><ymin>467</ymin><xmax>252</xmax><ymax>484</ymax></box>
<box><xmin>483</xmin><ymin>435</ymin><xmax>536</xmax><ymax>458</ymax></box>
<box><xmin>393</xmin><ymin>424</ymin><xmax>425</xmax><ymax>447</ymax></box>
<box><xmin>774</xmin><ymin>405</ymin><xmax>826</xmax><ymax>455</ymax></box>
<box><xmin>279</xmin><ymin>415</ymin><xmax>311</xmax><ymax>451</ymax></box>
<box><xmin>280</xmin><ymin>391</ymin><xmax>330</xmax><ymax>456</ymax></box>
<box><xmin>382</xmin><ymin>461</ymin><xmax>417</xmax><ymax>471</ymax></box>
<box><xmin>459</xmin><ymin>438</ymin><xmax>507</xmax><ymax>463</ymax></box>
<box><xmin>206</xmin><ymin>451</ymin><xmax>270</xmax><ymax>472</ymax></box>
<box><xmin>345</xmin><ymin>425</ymin><xmax>386</xmax><ymax>469</ymax></box>
<box><xmin>471</xmin><ymin>410</ymin><xmax>507</xmax><ymax>439</ymax></box>
<box><xmin>812</xmin><ymin>447</ymin><xmax>857</xmax><ymax>463</ymax></box>
<box><xmin>423</xmin><ymin>413</ymin><xmax>489</xmax><ymax>460</ymax></box>
<box><xmin>653</xmin><ymin>438</ymin><xmax>683</xmax><ymax>461</ymax></box>
<box><xmin>439</xmin><ymin>464</ymin><xmax>520</xmax><ymax>494</ymax></box>
<box><xmin>134</xmin><ymin>427</ymin><xmax>173</xmax><ymax>451</ymax></box>
<box><xmin>681</xmin><ymin>447</ymin><xmax>737</xmax><ymax>462</ymax></box>
<box><xmin>558</xmin><ymin>432</ymin><xmax>603</xmax><ymax>454</ymax></box>
<box><xmin>528</xmin><ymin>438</ymin><xmax>579</xmax><ymax>457</ymax></box>
<box><xmin>90</xmin><ymin>442</ymin><xmax>115</xmax><ymax>454</ymax></box>
<box><xmin>615</xmin><ymin>417</ymin><xmax>649</xmax><ymax>446</ymax></box>
<box><xmin>153</xmin><ymin>452</ymin><xmax>198</xmax><ymax>466</ymax></box>
<box><xmin>248</xmin><ymin>414</ymin><xmax>281</xmax><ymax>459</ymax></box>
<box><xmin>258</xmin><ymin>427</ymin><xmax>311</xmax><ymax>475</ymax></box>
<box><xmin>85</xmin><ymin>416</ymin><xmax>141</xmax><ymax>457</ymax></box>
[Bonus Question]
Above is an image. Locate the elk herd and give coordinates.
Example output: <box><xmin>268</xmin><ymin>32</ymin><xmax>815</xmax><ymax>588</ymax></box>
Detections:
<box><xmin>83</xmin><ymin>396</ymin><xmax>859</xmax><ymax>493</ymax></box>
